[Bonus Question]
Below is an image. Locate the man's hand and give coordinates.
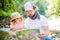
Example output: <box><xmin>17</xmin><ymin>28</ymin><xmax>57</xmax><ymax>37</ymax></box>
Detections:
<box><xmin>38</xmin><ymin>26</ymin><xmax>49</xmax><ymax>39</ymax></box>
<box><xmin>38</xmin><ymin>34</ymin><xmax>45</xmax><ymax>39</ymax></box>
<box><xmin>38</xmin><ymin>31</ymin><xmax>49</xmax><ymax>39</ymax></box>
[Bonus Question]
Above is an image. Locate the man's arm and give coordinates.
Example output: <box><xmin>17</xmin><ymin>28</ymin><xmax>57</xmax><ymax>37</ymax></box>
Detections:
<box><xmin>38</xmin><ymin>26</ymin><xmax>49</xmax><ymax>39</ymax></box>
<box><xmin>38</xmin><ymin>15</ymin><xmax>49</xmax><ymax>39</ymax></box>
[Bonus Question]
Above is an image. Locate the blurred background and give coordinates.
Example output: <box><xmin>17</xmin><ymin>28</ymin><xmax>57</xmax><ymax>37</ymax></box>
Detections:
<box><xmin>0</xmin><ymin>0</ymin><xmax>60</xmax><ymax>40</ymax></box>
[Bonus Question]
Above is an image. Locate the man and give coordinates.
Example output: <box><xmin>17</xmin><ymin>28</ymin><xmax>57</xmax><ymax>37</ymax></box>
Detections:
<box><xmin>24</xmin><ymin>2</ymin><xmax>53</xmax><ymax>40</ymax></box>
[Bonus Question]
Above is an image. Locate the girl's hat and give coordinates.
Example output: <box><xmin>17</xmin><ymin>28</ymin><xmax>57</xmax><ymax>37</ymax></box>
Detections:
<box><xmin>11</xmin><ymin>12</ymin><xmax>21</xmax><ymax>21</ymax></box>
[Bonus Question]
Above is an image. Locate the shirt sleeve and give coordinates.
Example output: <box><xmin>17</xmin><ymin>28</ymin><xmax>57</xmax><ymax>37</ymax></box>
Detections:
<box><xmin>40</xmin><ymin>15</ymin><xmax>48</xmax><ymax>34</ymax></box>
<box><xmin>24</xmin><ymin>19</ymin><xmax>29</xmax><ymax>29</ymax></box>
<box><xmin>41</xmin><ymin>15</ymin><xmax>48</xmax><ymax>27</ymax></box>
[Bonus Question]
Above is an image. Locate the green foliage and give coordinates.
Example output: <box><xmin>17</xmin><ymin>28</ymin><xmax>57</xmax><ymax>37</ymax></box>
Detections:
<box><xmin>16</xmin><ymin>29</ymin><xmax>40</xmax><ymax>40</ymax></box>
<box><xmin>0</xmin><ymin>0</ymin><xmax>13</xmax><ymax>17</ymax></box>
<box><xmin>35</xmin><ymin>0</ymin><xmax>48</xmax><ymax>15</ymax></box>
<box><xmin>0</xmin><ymin>0</ymin><xmax>48</xmax><ymax>17</ymax></box>
<box><xmin>46</xmin><ymin>0</ymin><xmax>60</xmax><ymax>17</ymax></box>
<box><xmin>0</xmin><ymin>30</ymin><xmax>10</xmax><ymax>40</ymax></box>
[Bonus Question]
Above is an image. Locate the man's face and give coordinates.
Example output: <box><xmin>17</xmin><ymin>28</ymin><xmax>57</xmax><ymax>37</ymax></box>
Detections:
<box><xmin>25</xmin><ymin>9</ymin><xmax>35</xmax><ymax>17</ymax></box>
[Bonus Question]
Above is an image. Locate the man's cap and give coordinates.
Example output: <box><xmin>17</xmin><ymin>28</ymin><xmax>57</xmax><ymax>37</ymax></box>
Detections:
<box><xmin>24</xmin><ymin>2</ymin><xmax>34</xmax><ymax>11</ymax></box>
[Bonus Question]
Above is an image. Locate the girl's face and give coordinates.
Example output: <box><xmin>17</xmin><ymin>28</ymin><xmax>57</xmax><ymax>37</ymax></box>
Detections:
<box><xmin>15</xmin><ymin>17</ymin><xmax>22</xmax><ymax>23</ymax></box>
<box><xmin>10</xmin><ymin>19</ymin><xmax>16</xmax><ymax>25</ymax></box>
<box><xmin>10</xmin><ymin>17</ymin><xmax>22</xmax><ymax>24</ymax></box>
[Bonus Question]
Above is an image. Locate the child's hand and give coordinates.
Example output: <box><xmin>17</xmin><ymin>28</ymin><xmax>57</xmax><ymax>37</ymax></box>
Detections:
<box><xmin>9</xmin><ymin>33</ymin><xmax>13</xmax><ymax>37</ymax></box>
<box><xmin>9</xmin><ymin>33</ymin><xmax>16</xmax><ymax>38</ymax></box>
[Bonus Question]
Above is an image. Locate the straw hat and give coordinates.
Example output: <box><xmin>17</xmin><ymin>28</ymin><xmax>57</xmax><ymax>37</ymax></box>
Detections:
<box><xmin>10</xmin><ymin>12</ymin><xmax>21</xmax><ymax>21</ymax></box>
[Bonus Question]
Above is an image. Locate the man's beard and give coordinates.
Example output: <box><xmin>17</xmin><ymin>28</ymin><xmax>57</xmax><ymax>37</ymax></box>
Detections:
<box><xmin>28</xmin><ymin>15</ymin><xmax>33</xmax><ymax>18</ymax></box>
<box><xmin>28</xmin><ymin>13</ymin><xmax>35</xmax><ymax>19</ymax></box>
<box><xmin>28</xmin><ymin>11</ymin><xmax>40</xmax><ymax>20</ymax></box>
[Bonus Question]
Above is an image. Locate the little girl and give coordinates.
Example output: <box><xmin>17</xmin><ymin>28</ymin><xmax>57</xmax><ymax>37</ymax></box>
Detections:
<box><xmin>9</xmin><ymin>12</ymin><xmax>25</xmax><ymax>39</ymax></box>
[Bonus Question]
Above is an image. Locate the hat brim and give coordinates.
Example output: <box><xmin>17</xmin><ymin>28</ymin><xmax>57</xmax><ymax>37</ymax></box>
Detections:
<box><xmin>10</xmin><ymin>16</ymin><xmax>21</xmax><ymax>21</ymax></box>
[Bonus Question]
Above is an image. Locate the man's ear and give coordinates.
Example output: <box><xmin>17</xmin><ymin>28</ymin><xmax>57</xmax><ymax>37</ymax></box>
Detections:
<box><xmin>33</xmin><ymin>6</ymin><xmax>36</xmax><ymax>10</ymax></box>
